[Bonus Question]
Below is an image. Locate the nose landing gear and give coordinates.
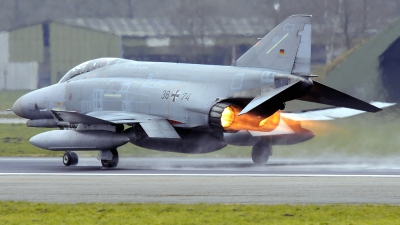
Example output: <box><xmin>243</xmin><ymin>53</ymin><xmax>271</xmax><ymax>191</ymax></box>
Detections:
<box><xmin>63</xmin><ymin>151</ymin><xmax>79</xmax><ymax>166</ymax></box>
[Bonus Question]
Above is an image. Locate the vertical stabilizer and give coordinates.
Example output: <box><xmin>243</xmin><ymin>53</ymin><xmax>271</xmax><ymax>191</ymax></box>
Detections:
<box><xmin>236</xmin><ymin>15</ymin><xmax>311</xmax><ymax>75</ymax></box>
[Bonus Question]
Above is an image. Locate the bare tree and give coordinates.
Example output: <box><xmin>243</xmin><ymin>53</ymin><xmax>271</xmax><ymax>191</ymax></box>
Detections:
<box><xmin>171</xmin><ymin>0</ymin><xmax>218</xmax><ymax>63</ymax></box>
<box><xmin>340</xmin><ymin>0</ymin><xmax>353</xmax><ymax>50</ymax></box>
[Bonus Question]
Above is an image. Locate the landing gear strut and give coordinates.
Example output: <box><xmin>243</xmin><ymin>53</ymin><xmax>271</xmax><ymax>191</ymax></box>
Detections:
<box><xmin>63</xmin><ymin>151</ymin><xmax>78</xmax><ymax>166</ymax></box>
<box><xmin>251</xmin><ymin>140</ymin><xmax>272</xmax><ymax>165</ymax></box>
<box><xmin>100</xmin><ymin>148</ymin><xmax>119</xmax><ymax>168</ymax></box>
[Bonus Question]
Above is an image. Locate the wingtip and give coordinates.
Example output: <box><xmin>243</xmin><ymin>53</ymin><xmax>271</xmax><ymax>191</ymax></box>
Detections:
<box><xmin>368</xmin><ymin>101</ymin><xmax>397</xmax><ymax>112</ymax></box>
<box><xmin>370</xmin><ymin>102</ymin><xmax>397</xmax><ymax>109</ymax></box>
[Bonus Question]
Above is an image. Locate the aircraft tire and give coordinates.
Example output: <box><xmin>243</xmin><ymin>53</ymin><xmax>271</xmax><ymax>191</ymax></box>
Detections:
<box><xmin>63</xmin><ymin>152</ymin><xmax>72</xmax><ymax>166</ymax></box>
<box><xmin>251</xmin><ymin>141</ymin><xmax>272</xmax><ymax>165</ymax></box>
<box><xmin>70</xmin><ymin>152</ymin><xmax>79</xmax><ymax>166</ymax></box>
<box><xmin>101</xmin><ymin>149</ymin><xmax>119</xmax><ymax>168</ymax></box>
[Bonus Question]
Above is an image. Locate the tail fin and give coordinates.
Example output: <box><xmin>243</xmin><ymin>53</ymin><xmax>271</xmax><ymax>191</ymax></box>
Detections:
<box><xmin>236</xmin><ymin>15</ymin><xmax>311</xmax><ymax>75</ymax></box>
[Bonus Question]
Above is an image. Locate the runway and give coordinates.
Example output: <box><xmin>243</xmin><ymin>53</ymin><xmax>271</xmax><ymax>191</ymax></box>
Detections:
<box><xmin>1</xmin><ymin>157</ymin><xmax>400</xmax><ymax>204</ymax></box>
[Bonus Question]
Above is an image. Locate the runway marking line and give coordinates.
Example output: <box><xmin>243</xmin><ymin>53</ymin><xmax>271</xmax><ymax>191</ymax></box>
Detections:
<box><xmin>0</xmin><ymin>173</ymin><xmax>400</xmax><ymax>178</ymax></box>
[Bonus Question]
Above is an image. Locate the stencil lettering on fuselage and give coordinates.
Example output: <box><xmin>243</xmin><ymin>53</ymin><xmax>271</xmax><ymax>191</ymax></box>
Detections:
<box><xmin>120</xmin><ymin>82</ymin><xmax>132</xmax><ymax>112</ymax></box>
<box><xmin>92</xmin><ymin>89</ymin><xmax>104</xmax><ymax>111</ymax></box>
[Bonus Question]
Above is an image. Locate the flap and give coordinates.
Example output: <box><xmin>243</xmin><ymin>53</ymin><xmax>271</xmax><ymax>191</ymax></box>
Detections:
<box><xmin>140</xmin><ymin>120</ymin><xmax>180</xmax><ymax>139</ymax></box>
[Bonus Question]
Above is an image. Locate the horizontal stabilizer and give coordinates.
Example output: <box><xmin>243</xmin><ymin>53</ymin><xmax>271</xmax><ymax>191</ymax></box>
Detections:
<box><xmin>239</xmin><ymin>81</ymin><xmax>300</xmax><ymax>115</ymax></box>
<box><xmin>281</xmin><ymin>102</ymin><xmax>395</xmax><ymax>121</ymax></box>
<box><xmin>298</xmin><ymin>81</ymin><xmax>381</xmax><ymax>112</ymax></box>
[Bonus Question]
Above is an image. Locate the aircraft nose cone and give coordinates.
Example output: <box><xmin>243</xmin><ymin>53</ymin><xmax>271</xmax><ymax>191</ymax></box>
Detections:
<box><xmin>12</xmin><ymin>96</ymin><xmax>25</xmax><ymax>118</ymax></box>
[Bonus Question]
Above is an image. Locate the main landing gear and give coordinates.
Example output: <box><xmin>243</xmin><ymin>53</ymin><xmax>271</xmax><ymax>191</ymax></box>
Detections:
<box><xmin>63</xmin><ymin>151</ymin><xmax>78</xmax><ymax>166</ymax></box>
<box><xmin>100</xmin><ymin>148</ymin><xmax>119</xmax><ymax>168</ymax></box>
<box><xmin>251</xmin><ymin>140</ymin><xmax>272</xmax><ymax>165</ymax></box>
<box><xmin>62</xmin><ymin>148</ymin><xmax>119</xmax><ymax>168</ymax></box>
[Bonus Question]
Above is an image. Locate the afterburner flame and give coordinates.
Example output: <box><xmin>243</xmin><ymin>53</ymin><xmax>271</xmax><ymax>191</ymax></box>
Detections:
<box><xmin>220</xmin><ymin>105</ymin><xmax>281</xmax><ymax>132</ymax></box>
<box><xmin>221</xmin><ymin>106</ymin><xmax>235</xmax><ymax>128</ymax></box>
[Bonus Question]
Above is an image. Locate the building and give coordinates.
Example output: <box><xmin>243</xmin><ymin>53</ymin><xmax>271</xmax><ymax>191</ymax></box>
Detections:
<box><xmin>324</xmin><ymin>16</ymin><xmax>400</xmax><ymax>103</ymax></box>
<box><xmin>0</xmin><ymin>32</ymin><xmax>38</xmax><ymax>90</ymax></box>
<box><xmin>7</xmin><ymin>21</ymin><xmax>121</xmax><ymax>88</ymax></box>
<box><xmin>3</xmin><ymin>17</ymin><xmax>332</xmax><ymax>89</ymax></box>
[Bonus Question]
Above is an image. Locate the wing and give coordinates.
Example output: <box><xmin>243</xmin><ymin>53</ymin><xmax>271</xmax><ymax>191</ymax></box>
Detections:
<box><xmin>280</xmin><ymin>102</ymin><xmax>395</xmax><ymax>121</ymax></box>
<box><xmin>51</xmin><ymin>110</ymin><xmax>180</xmax><ymax>139</ymax></box>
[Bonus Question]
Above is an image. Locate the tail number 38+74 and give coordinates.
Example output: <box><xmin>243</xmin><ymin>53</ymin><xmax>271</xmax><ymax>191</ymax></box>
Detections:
<box><xmin>161</xmin><ymin>90</ymin><xmax>191</xmax><ymax>102</ymax></box>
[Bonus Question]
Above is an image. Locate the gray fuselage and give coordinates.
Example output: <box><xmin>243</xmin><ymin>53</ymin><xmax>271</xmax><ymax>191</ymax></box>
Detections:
<box><xmin>14</xmin><ymin>59</ymin><xmax>303</xmax><ymax>131</ymax></box>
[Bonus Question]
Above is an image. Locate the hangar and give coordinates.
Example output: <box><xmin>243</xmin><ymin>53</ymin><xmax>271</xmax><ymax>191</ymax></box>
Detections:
<box><xmin>1</xmin><ymin>18</ymin><xmax>275</xmax><ymax>89</ymax></box>
<box><xmin>324</xmin><ymin>16</ymin><xmax>400</xmax><ymax>103</ymax></box>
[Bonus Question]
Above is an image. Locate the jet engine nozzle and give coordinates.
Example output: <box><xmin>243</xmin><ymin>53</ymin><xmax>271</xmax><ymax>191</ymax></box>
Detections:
<box><xmin>209</xmin><ymin>102</ymin><xmax>280</xmax><ymax>132</ymax></box>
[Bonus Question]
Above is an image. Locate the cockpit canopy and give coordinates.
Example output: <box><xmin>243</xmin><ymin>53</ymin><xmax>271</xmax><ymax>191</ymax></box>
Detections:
<box><xmin>59</xmin><ymin>58</ymin><xmax>131</xmax><ymax>83</ymax></box>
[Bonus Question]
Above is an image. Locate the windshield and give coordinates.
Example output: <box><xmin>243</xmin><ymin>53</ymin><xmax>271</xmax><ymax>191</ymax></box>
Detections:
<box><xmin>59</xmin><ymin>58</ymin><xmax>131</xmax><ymax>83</ymax></box>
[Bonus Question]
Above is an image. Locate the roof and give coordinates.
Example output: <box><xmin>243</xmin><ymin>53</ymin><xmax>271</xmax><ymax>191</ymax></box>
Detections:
<box><xmin>324</xmin><ymin>16</ymin><xmax>400</xmax><ymax>102</ymax></box>
<box><xmin>61</xmin><ymin>17</ymin><xmax>274</xmax><ymax>38</ymax></box>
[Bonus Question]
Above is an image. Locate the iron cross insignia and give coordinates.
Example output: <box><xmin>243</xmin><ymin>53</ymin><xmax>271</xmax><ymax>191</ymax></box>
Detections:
<box><xmin>171</xmin><ymin>90</ymin><xmax>180</xmax><ymax>102</ymax></box>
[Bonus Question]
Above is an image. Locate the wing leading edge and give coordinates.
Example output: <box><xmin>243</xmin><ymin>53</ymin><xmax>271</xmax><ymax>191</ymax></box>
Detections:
<box><xmin>51</xmin><ymin>110</ymin><xmax>180</xmax><ymax>139</ymax></box>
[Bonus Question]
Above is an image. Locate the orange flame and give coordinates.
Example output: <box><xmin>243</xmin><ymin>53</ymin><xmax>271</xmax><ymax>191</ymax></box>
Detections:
<box><xmin>221</xmin><ymin>105</ymin><xmax>280</xmax><ymax>132</ymax></box>
<box><xmin>299</xmin><ymin>120</ymin><xmax>338</xmax><ymax>136</ymax></box>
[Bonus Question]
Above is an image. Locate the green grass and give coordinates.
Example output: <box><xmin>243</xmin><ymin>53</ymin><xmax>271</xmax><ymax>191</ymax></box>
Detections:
<box><xmin>0</xmin><ymin>90</ymin><xmax>30</xmax><ymax>110</ymax></box>
<box><xmin>0</xmin><ymin>124</ymin><xmax>60</xmax><ymax>156</ymax></box>
<box><xmin>1</xmin><ymin>202</ymin><xmax>400</xmax><ymax>224</ymax></box>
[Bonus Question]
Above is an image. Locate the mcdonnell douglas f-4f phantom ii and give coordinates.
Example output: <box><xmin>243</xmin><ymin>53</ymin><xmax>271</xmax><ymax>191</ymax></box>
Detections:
<box><xmin>11</xmin><ymin>15</ymin><xmax>388</xmax><ymax>167</ymax></box>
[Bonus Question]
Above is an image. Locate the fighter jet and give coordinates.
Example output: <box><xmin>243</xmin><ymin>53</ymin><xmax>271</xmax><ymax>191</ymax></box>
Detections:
<box><xmin>11</xmin><ymin>15</ymin><xmax>385</xmax><ymax>167</ymax></box>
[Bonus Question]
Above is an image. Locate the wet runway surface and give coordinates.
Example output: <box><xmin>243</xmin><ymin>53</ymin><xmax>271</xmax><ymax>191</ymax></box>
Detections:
<box><xmin>1</xmin><ymin>157</ymin><xmax>400</xmax><ymax>175</ymax></box>
<box><xmin>1</xmin><ymin>157</ymin><xmax>400</xmax><ymax>204</ymax></box>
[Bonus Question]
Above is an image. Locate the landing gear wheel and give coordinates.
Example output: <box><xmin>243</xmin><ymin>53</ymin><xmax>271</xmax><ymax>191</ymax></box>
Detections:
<box><xmin>101</xmin><ymin>149</ymin><xmax>119</xmax><ymax>168</ymax></box>
<box><xmin>63</xmin><ymin>151</ymin><xmax>78</xmax><ymax>166</ymax></box>
<box><xmin>251</xmin><ymin>141</ymin><xmax>272</xmax><ymax>165</ymax></box>
<box><xmin>70</xmin><ymin>152</ymin><xmax>79</xmax><ymax>166</ymax></box>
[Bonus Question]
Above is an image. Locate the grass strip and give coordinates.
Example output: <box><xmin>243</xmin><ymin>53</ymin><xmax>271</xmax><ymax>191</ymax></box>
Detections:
<box><xmin>0</xmin><ymin>90</ymin><xmax>30</xmax><ymax>111</ymax></box>
<box><xmin>1</xmin><ymin>202</ymin><xmax>400</xmax><ymax>225</ymax></box>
